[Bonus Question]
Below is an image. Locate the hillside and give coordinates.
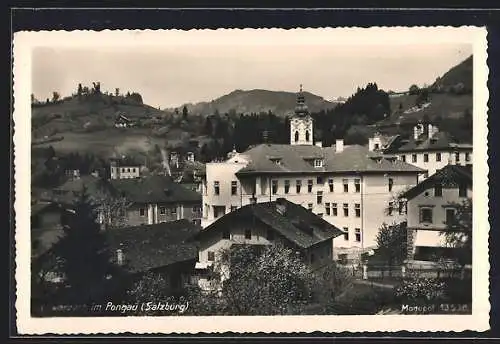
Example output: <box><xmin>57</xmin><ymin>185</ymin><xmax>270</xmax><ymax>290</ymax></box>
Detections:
<box><xmin>375</xmin><ymin>55</ymin><xmax>473</xmax><ymax>141</ymax></box>
<box><xmin>32</xmin><ymin>93</ymin><xmax>167</xmax><ymax>139</ymax></box>
<box><xmin>432</xmin><ymin>55</ymin><xmax>473</xmax><ymax>93</ymax></box>
<box><xmin>172</xmin><ymin>89</ymin><xmax>338</xmax><ymax>117</ymax></box>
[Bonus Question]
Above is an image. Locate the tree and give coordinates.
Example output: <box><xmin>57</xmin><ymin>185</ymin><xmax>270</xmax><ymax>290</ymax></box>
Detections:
<box><xmin>51</xmin><ymin>188</ymin><xmax>118</xmax><ymax>305</ymax></box>
<box><xmin>440</xmin><ymin>198</ymin><xmax>472</xmax><ymax>267</ymax></box>
<box><xmin>77</xmin><ymin>83</ymin><xmax>83</xmax><ymax>97</ymax></box>
<box><xmin>409</xmin><ymin>84</ymin><xmax>420</xmax><ymax>95</ymax></box>
<box><xmin>189</xmin><ymin>244</ymin><xmax>315</xmax><ymax>315</ymax></box>
<box><xmin>415</xmin><ymin>88</ymin><xmax>430</xmax><ymax>106</ymax></box>
<box><xmin>31</xmin><ymin>93</ymin><xmax>37</xmax><ymax>104</ymax></box>
<box><xmin>51</xmin><ymin>91</ymin><xmax>60</xmax><ymax>102</ymax></box>
<box><xmin>182</xmin><ymin>105</ymin><xmax>189</xmax><ymax>120</ymax></box>
<box><xmin>375</xmin><ymin>222</ymin><xmax>408</xmax><ymax>269</ymax></box>
<box><xmin>124</xmin><ymin>272</ymin><xmax>173</xmax><ymax>315</ymax></box>
<box><xmin>94</xmin><ymin>186</ymin><xmax>132</xmax><ymax>229</ymax></box>
<box><xmin>115</xmin><ymin>88</ymin><xmax>120</xmax><ymax>97</ymax></box>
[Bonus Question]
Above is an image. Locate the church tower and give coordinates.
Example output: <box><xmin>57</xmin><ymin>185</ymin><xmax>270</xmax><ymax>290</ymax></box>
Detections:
<box><xmin>290</xmin><ymin>84</ymin><xmax>313</xmax><ymax>145</ymax></box>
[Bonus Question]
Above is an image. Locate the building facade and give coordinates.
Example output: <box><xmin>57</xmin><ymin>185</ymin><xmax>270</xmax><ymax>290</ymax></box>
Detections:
<box><xmin>110</xmin><ymin>157</ymin><xmax>143</xmax><ymax>180</ymax></box>
<box><xmin>380</xmin><ymin>123</ymin><xmax>473</xmax><ymax>181</ymax></box>
<box><xmin>201</xmin><ymin>87</ymin><xmax>425</xmax><ymax>259</ymax></box>
<box><xmin>401</xmin><ymin>165</ymin><xmax>472</xmax><ymax>262</ymax></box>
<box><xmin>111</xmin><ymin>175</ymin><xmax>203</xmax><ymax>227</ymax></box>
<box><xmin>193</xmin><ymin>198</ymin><xmax>342</xmax><ymax>290</ymax></box>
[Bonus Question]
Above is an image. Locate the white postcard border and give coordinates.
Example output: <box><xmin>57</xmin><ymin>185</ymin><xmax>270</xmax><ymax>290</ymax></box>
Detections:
<box><xmin>13</xmin><ymin>27</ymin><xmax>490</xmax><ymax>334</ymax></box>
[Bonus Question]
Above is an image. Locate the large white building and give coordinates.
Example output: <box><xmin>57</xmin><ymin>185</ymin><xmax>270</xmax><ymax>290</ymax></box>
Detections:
<box><xmin>201</xmin><ymin>87</ymin><xmax>425</xmax><ymax>260</ymax></box>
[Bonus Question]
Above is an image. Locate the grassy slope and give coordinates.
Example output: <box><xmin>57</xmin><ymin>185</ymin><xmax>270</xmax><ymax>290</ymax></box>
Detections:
<box><xmin>32</xmin><ymin>95</ymin><xmax>167</xmax><ymax>138</ymax></box>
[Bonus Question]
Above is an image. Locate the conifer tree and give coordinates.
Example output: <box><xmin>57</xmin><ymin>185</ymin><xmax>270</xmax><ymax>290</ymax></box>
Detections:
<box><xmin>52</xmin><ymin>187</ymin><xmax>116</xmax><ymax>304</ymax></box>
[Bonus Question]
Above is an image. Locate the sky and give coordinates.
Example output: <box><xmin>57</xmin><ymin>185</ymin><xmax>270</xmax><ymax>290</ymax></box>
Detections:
<box><xmin>31</xmin><ymin>29</ymin><xmax>473</xmax><ymax>109</ymax></box>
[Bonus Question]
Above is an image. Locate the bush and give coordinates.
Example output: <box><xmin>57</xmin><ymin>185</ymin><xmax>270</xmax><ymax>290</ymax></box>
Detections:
<box><xmin>395</xmin><ymin>277</ymin><xmax>445</xmax><ymax>303</ymax></box>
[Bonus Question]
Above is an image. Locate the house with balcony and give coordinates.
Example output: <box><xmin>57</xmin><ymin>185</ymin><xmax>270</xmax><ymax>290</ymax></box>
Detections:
<box><xmin>201</xmin><ymin>86</ymin><xmax>425</xmax><ymax>261</ymax></box>
<box><xmin>401</xmin><ymin>164</ymin><xmax>472</xmax><ymax>262</ymax></box>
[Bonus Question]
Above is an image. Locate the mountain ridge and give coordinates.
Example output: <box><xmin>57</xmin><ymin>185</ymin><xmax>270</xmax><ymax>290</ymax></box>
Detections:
<box><xmin>167</xmin><ymin>88</ymin><xmax>340</xmax><ymax>117</ymax></box>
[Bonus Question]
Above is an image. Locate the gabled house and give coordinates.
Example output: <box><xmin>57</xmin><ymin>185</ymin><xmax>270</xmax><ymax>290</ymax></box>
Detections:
<box><xmin>192</xmin><ymin>198</ymin><xmax>343</xmax><ymax>282</ymax></box>
<box><xmin>400</xmin><ymin>164</ymin><xmax>472</xmax><ymax>262</ymax></box>
<box><xmin>109</xmin><ymin>156</ymin><xmax>143</xmax><ymax>180</ymax></box>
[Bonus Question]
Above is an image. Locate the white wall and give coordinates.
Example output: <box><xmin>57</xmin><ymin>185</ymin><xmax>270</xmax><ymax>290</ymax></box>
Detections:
<box><xmin>398</xmin><ymin>149</ymin><xmax>472</xmax><ymax>180</ymax></box>
<box><xmin>202</xmin><ymin>165</ymin><xmax>420</xmax><ymax>253</ymax></box>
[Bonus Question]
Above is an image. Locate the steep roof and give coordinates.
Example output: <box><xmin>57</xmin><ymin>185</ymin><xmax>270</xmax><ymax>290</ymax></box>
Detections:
<box><xmin>106</xmin><ymin>219</ymin><xmax>200</xmax><ymax>273</ymax></box>
<box><xmin>111</xmin><ymin>175</ymin><xmax>201</xmax><ymax>204</ymax></box>
<box><xmin>394</xmin><ymin>131</ymin><xmax>472</xmax><ymax>153</ymax></box>
<box><xmin>401</xmin><ymin>164</ymin><xmax>472</xmax><ymax>200</ymax></box>
<box><xmin>196</xmin><ymin>198</ymin><xmax>343</xmax><ymax>249</ymax></box>
<box><xmin>235</xmin><ymin>143</ymin><xmax>424</xmax><ymax>176</ymax></box>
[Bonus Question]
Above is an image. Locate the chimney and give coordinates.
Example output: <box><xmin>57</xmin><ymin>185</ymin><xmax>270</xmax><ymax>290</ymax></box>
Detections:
<box><xmin>368</xmin><ymin>137</ymin><xmax>375</xmax><ymax>152</ymax></box>
<box><xmin>116</xmin><ymin>249</ymin><xmax>124</xmax><ymax>266</ymax></box>
<box><xmin>276</xmin><ymin>198</ymin><xmax>287</xmax><ymax>215</ymax></box>
<box><xmin>335</xmin><ymin>139</ymin><xmax>344</xmax><ymax>153</ymax></box>
<box><xmin>427</xmin><ymin>123</ymin><xmax>434</xmax><ymax>139</ymax></box>
<box><xmin>413</xmin><ymin>125</ymin><xmax>419</xmax><ymax>140</ymax></box>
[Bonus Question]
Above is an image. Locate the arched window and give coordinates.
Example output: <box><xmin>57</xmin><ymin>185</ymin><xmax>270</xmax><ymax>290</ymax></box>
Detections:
<box><xmin>294</xmin><ymin>131</ymin><xmax>299</xmax><ymax>142</ymax></box>
<box><xmin>305</xmin><ymin>130</ymin><xmax>310</xmax><ymax>142</ymax></box>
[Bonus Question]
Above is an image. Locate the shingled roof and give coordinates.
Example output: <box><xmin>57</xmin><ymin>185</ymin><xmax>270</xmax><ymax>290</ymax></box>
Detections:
<box><xmin>196</xmin><ymin>198</ymin><xmax>343</xmax><ymax>249</ymax></box>
<box><xmin>235</xmin><ymin>143</ymin><xmax>424</xmax><ymax>176</ymax></box>
<box><xmin>401</xmin><ymin>164</ymin><xmax>472</xmax><ymax>200</ymax></box>
<box><xmin>106</xmin><ymin>219</ymin><xmax>200</xmax><ymax>273</ymax></box>
<box><xmin>111</xmin><ymin>175</ymin><xmax>201</xmax><ymax>204</ymax></box>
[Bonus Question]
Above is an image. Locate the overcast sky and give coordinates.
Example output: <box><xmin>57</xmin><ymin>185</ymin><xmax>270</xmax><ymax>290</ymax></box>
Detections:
<box><xmin>31</xmin><ymin>30</ymin><xmax>472</xmax><ymax>109</ymax></box>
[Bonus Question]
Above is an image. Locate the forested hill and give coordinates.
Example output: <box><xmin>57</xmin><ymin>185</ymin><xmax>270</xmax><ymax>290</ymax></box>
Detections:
<box><xmin>169</xmin><ymin>89</ymin><xmax>339</xmax><ymax>117</ymax></box>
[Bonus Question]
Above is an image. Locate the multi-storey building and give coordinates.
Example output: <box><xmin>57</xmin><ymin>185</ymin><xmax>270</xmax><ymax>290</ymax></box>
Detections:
<box><xmin>111</xmin><ymin>175</ymin><xmax>202</xmax><ymax>226</ymax></box>
<box><xmin>380</xmin><ymin>123</ymin><xmax>472</xmax><ymax>181</ymax></box>
<box><xmin>110</xmin><ymin>156</ymin><xmax>143</xmax><ymax>180</ymax></box>
<box><xmin>50</xmin><ymin>175</ymin><xmax>202</xmax><ymax>227</ymax></box>
<box><xmin>401</xmin><ymin>164</ymin><xmax>472</xmax><ymax>262</ymax></box>
<box><xmin>201</xmin><ymin>87</ymin><xmax>425</xmax><ymax>259</ymax></box>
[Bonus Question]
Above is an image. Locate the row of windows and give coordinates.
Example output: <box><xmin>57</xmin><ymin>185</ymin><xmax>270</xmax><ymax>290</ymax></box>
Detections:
<box><xmin>341</xmin><ymin>227</ymin><xmax>362</xmax><ymax>242</ymax></box>
<box><xmin>116</xmin><ymin>167</ymin><xmax>138</xmax><ymax>173</ymax></box>
<box><xmin>138</xmin><ymin>206</ymin><xmax>201</xmax><ymax>216</ymax></box>
<box><xmin>419</xmin><ymin>207</ymin><xmax>456</xmax><ymax>225</ymax></box>
<box><xmin>207</xmin><ymin>229</ymin><xmax>275</xmax><ymax>261</ymax></box>
<box><xmin>214</xmin><ymin>178</ymin><xmax>370</xmax><ymax>196</ymax></box>
<box><xmin>323</xmin><ymin>202</ymin><xmax>362</xmax><ymax>218</ymax></box>
<box><xmin>430</xmin><ymin>184</ymin><xmax>468</xmax><ymax>198</ymax></box>
<box><xmin>220</xmin><ymin>228</ymin><xmax>275</xmax><ymax>241</ymax></box>
<box><xmin>401</xmin><ymin>152</ymin><xmax>471</xmax><ymax>163</ymax></box>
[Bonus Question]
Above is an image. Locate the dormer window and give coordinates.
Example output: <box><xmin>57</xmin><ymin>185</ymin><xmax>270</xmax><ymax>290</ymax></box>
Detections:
<box><xmin>270</xmin><ymin>158</ymin><xmax>282</xmax><ymax>165</ymax></box>
<box><xmin>314</xmin><ymin>159</ymin><xmax>324</xmax><ymax>168</ymax></box>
